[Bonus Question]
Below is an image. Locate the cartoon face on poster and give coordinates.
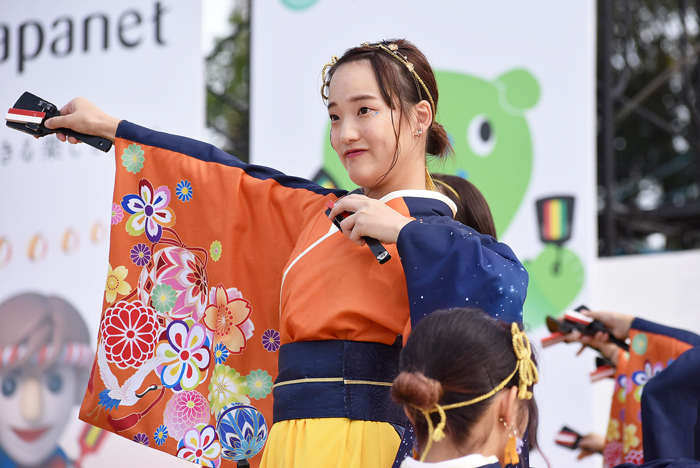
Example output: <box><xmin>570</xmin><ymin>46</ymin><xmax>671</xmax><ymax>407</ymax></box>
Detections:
<box><xmin>0</xmin><ymin>293</ymin><xmax>102</xmax><ymax>467</ymax></box>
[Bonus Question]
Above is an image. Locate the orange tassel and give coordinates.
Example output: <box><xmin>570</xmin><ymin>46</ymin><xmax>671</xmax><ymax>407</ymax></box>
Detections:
<box><xmin>504</xmin><ymin>434</ymin><xmax>519</xmax><ymax>465</ymax></box>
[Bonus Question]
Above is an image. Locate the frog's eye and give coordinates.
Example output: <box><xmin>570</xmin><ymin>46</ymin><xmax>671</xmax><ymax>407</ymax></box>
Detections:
<box><xmin>467</xmin><ymin>115</ymin><xmax>496</xmax><ymax>157</ymax></box>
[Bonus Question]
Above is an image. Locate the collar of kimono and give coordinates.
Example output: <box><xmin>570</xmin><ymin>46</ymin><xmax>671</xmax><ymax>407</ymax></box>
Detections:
<box><xmin>379</xmin><ymin>189</ymin><xmax>458</xmax><ymax>218</ymax></box>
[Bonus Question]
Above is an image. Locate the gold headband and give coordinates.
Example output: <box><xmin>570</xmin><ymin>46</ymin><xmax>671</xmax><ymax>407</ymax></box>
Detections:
<box><xmin>320</xmin><ymin>42</ymin><xmax>436</xmax><ymax>119</ymax></box>
<box><xmin>415</xmin><ymin>323</ymin><xmax>539</xmax><ymax>462</ymax></box>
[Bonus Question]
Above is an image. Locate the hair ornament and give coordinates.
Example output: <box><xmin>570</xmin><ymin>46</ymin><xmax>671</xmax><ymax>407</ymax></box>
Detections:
<box><xmin>320</xmin><ymin>55</ymin><xmax>338</xmax><ymax>100</ymax></box>
<box><xmin>414</xmin><ymin>322</ymin><xmax>538</xmax><ymax>462</ymax></box>
<box><xmin>511</xmin><ymin>322</ymin><xmax>539</xmax><ymax>399</ymax></box>
<box><xmin>362</xmin><ymin>41</ymin><xmax>436</xmax><ymax>118</ymax></box>
<box><xmin>433</xmin><ymin>179</ymin><xmax>461</xmax><ymax>201</ymax></box>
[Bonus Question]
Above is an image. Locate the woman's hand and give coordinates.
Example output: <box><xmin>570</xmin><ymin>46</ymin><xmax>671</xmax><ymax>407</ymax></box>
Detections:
<box><xmin>563</xmin><ymin>330</ymin><xmax>620</xmax><ymax>365</ymax></box>
<box><xmin>44</xmin><ymin>97</ymin><xmax>120</xmax><ymax>143</ymax></box>
<box><xmin>327</xmin><ymin>194</ymin><xmax>412</xmax><ymax>245</ymax></box>
<box><xmin>562</xmin><ymin>310</ymin><xmax>633</xmax><ymax>365</ymax></box>
<box><xmin>576</xmin><ymin>433</ymin><xmax>605</xmax><ymax>459</ymax></box>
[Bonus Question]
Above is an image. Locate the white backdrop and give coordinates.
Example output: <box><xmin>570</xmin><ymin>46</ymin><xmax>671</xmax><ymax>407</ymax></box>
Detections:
<box><xmin>0</xmin><ymin>1</ymin><xmax>203</xmax><ymax>466</ymax></box>
<box><xmin>250</xmin><ymin>1</ymin><xmax>598</xmax><ymax>467</ymax></box>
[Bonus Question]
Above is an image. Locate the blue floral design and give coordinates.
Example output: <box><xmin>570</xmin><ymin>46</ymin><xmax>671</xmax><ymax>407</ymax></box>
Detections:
<box><xmin>217</xmin><ymin>403</ymin><xmax>267</xmax><ymax>461</ymax></box>
<box><xmin>214</xmin><ymin>342</ymin><xmax>230</xmax><ymax>365</ymax></box>
<box><xmin>176</xmin><ymin>180</ymin><xmax>194</xmax><ymax>202</ymax></box>
<box><xmin>154</xmin><ymin>424</ymin><xmax>169</xmax><ymax>446</ymax></box>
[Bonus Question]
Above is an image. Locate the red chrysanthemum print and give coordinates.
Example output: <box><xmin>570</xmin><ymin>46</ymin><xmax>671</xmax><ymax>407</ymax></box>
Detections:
<box><xmin>100</xmin><ymin>300</ymin><xmax>158</xmax><ymax>369</ymax></box>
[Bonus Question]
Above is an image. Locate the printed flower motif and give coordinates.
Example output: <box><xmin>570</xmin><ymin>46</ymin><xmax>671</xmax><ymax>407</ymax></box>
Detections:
<box><xmin>152</xmin><ymin>283</ymin><xmax>177</xmax><ymax>314</ymax></box>
<box><xmin>616</xmin><ymin>375</ymin><xmax>628</xmax><ymax>403</ymax></box>
<box><xmin>208</xmin><ymin>365</ymin><xmax>250</xmax><ymax>415</ymax></box>
<box><xmin>111</xmin><ymin>203</ymin><xmax>124</xmax><ymax>225</ymax></box>
<box><xmin>246</xmin><ymin>369</ymin><xmax>272</xmax><ymax>400</ymax></box>
<box><xmin>154</xmin><ymin>425</ymin><xmax>169</xmax><ymax>446</ymax></box>
<box><xmin>604</xmin><ymin>441</ymin><xmax>623</xmax><ymax>468</ymax></box>
<box><xmin>631</xmin><ymin>332</ymin><xmax>648</xmax><ymax>356</ymax></box>
<box><xmin>623</xmin><ymin>449</ymin><xmax>644</xmax><ymax>465</ymax></box>
<box><xmin>133</xmin><ymin>433</ymin><xmax>149</xmax><ymax>446</ymax></box>
<box><xmin>210</xmin><ymin>240</ymin><xmax>222</xmax><ymax>262</ymax></box>
<box><xmin>164</xmin><ymin>391</ymin><xmax>211</xmax><ymax>440</ymax></box>
<box><xmin>140</xmin><ymin>246</ymin><xmax>210</xmax><ymax>322</ymax></box>
<box><xmin>631</xmin><ymin>360</ymin><xmax>664</xmax><ymax>402</ymax></box>
<box><xmin>121</xmin><ymin>144</ymin><xmax>145</xmax><ymax>174</ymax></box>
<box><xmin>203</xmin><ymin>284</ymin><xmax>253</xmax><ymax>354</ymax></box>
<box><xmin>214</xmin><ymin>343</ymin><xmax>229</xmax><ymax>365</ymax></box>
<box><xmin>156</xmin><ymin>320</ymin><xmax>211</xmax><ymax>391</ymax></box>
<box><xmin>606</xmin><ymin>418</ymin><xmax>620</xmax><ymax>442</ymax></box>
<box><xmin>623</xmin><ymin>424</ymin><xmax>640</xmax><ymax>453</ymax></box>
<box><xmin>177</xmin><ymin>424</ymin><xmax>221</xmax><ymax>468</ymax></box>
<box><xmin>105</xmin><ymin>263</ymin><xmax>131</xmax><ymax>304</ymax></box>
<box><xmin>217</xmin><ymin>404</ymin><xmax>268</xmax><ymax>461</ymax></box>
<box><xmin>100</xmin><ymin>300</ymin><xmax>158</xmax><ymax>369</ymax></box>
<box><xmin>261</xmin><ymin>329</ymin><xmax>280</xmax><ymax>352</ymax></box>
<box><xmin>130</xmin><ymin>243</ymin><xmax>151</xmax><ymax>267</ymax></box>
<box><xmin>121</xmin><ymin>179</ymin><xmax>176</xmax><ymax>243</ymax></box>
<box><xmin>176</xmin><ymin>180</ymin><xmax>193</xmax><ymax>202</ymax></box>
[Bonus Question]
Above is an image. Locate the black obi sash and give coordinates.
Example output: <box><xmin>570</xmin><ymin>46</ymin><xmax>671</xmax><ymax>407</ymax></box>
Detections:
<box><xmin>272</xmin><ymin>339</ymin><xmax>407</xmax><ymax>427</ymax></box>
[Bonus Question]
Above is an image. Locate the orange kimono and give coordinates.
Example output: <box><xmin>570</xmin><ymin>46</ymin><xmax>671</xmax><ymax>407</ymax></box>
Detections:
<box><xmin>80</xmin><ymin>122</ymin><xmax>528</xmax><ymax>468</ymax></box>
<box><xmin>604</xmin><ymin>319</ymin><xmax>700</xmax><ymax>466</ymax></box>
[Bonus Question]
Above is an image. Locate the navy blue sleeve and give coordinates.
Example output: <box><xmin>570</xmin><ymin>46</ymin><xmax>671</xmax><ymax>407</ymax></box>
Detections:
<box><xmin>396</xmin><ymin>217</ymin><xmax>528</xmax><ymax>327</ymax></box>
<box><xmin>641</xmin><ymin>346</ymin><xmax>700</xmax><ymax>461</ymax></box>
<box><xmin>632</xmin><ymin>318</ymin><xmax>700</xmax><ymax>347</ymax></box>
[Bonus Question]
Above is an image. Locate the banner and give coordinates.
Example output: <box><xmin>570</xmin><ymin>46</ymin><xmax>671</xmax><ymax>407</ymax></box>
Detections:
<box><xmin>0</xmin><ymin>2</ymin><xmax>203</xmax><ymax>467</ymax></box>
<box><xmin>250</xmin><ymin>1</ymin><xmax>597</xmax><ymax>467</ymax></box>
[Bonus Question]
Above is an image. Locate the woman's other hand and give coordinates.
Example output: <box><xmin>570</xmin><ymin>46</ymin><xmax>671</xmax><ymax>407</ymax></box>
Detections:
<box><xmin>44</xmin><ymin>97</ymin><xmax>120</xmax><ymax>143</ymax></box>
<box><xmin>563</xmin><ymin>330</ymin><xmax>620</xmax><ymax>365</ymax></box>
<box><xmin>328</xmin><ymin>194</ymin><xmax>412</xmax><ymax>245</ymax></box>
<box><xmin>576</xmin><ymin>433</ymin><xmax>605</xmax><ymax>459</ymax></box>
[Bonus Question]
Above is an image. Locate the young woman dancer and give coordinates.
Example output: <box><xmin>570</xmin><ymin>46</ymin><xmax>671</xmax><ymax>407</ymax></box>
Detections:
<box><xmin>46</xmin><ymin>40</ymin><xmax>528</xmax><ymax>468</ymax></box>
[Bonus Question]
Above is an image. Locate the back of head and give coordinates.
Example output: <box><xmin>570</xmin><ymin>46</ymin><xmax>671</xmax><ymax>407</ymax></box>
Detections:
<box><xmin>392</xmin><ymin>308</ymin><xmax>538</xmax><ymax>451</ymax></box>
<box><xmin>433</xmin><ymin>174</ymin><xmax>498</xmax><ymax>239</ymax></box>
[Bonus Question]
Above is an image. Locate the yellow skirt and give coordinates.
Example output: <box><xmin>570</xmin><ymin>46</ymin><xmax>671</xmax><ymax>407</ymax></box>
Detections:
<box><xmin>259</xmin><ymin>418</ymin><xmax>401</xmax><ymax>468</ymax></box>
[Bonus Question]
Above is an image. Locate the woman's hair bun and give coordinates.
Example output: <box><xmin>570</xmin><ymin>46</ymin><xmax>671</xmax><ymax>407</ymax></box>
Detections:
<box><xmin>391</xmin><ymin>371</ymin><xmax>443</xmax><ymax>411</ymax></box>
<box><xmin>427</xmin><ymin>121</ymin><xmax>453</xmax><ymax>158</ymax></box>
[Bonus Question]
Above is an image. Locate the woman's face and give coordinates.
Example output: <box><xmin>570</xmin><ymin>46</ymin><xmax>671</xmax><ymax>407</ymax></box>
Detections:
<box><xmin>327</xmin><ymin>60</ymin><xmax>424</xmax><ymax>197</ymax></box>
<box><xmin>0</xmin><ymin>366</ymin><xmax>77</xmax><ymax>465</ymax></box>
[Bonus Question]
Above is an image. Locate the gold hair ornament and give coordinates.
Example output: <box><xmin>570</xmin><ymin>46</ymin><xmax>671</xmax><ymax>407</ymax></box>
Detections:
<box><xmin>320</xmin><ymin>55</ymin><xmax>338</xmax><ymax>100</ymax></box>
<box><xmin>415</xmin><ymin>322</ymin><xmax>538</xmax><ymax>462</ymax></box>
<box><xmin>433</xmin><ymin>179</ymin><xmax>461</xmax><ymax>201</ymax></box>
<box><xmin>319</xmin><ymin>42</ymin><xmax>436</xmax><ymax>119</ymax></box>
<box><xmin>362</xmin><ymin>42</ymin><xmax>436</xmax><ymax>119</ymax></box>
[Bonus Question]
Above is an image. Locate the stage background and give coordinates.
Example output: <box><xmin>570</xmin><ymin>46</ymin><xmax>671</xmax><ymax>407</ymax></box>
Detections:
<box><xmin>250</xmin><ymin>1</ymin><xmax>598</xmax><ymax>467</ymax></box>
<box><xmin>0</xmin><ymin>1</ymin><xmax>203</xmax><ymax>466</ymax></box>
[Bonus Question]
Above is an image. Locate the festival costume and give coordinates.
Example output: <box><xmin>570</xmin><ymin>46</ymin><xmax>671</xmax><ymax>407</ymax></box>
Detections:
<box><xmin>604</xmin><ymin>319</ymin><xmax>700</xmax><ymax>467</ymax></box>
<box><xmin>79</xmin><ymin>121</ymin><xmax>528</xmax><ymax>468</ymax></box>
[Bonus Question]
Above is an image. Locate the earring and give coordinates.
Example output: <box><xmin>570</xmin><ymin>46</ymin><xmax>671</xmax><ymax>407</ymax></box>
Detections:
<box><xmin>504</xmin><ymin>424</ymin><xmax>519</xmax><ymax>465</ymax></box>
<box><xmin>414</xmin><ymin>128</ymin><xmax>423</xmax><ymax>136</ymax></box>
